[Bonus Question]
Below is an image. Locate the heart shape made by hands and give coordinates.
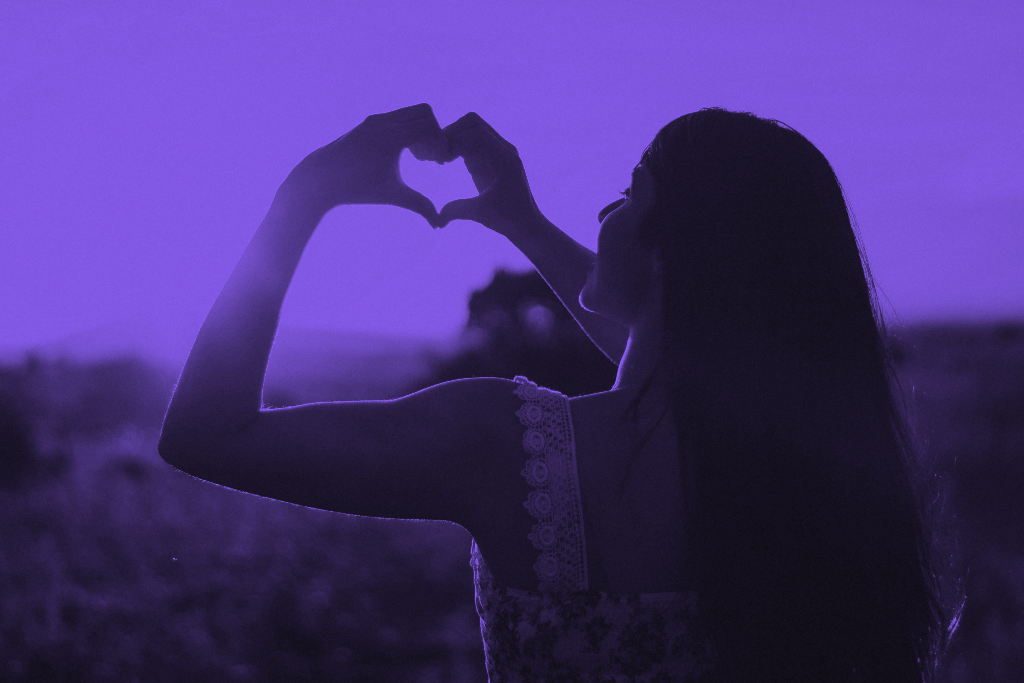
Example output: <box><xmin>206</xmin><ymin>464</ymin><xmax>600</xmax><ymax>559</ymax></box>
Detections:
<box><xmin>398</xmin><ymin>149</ymin><xmax>479</xmax><ymax>218</ymax></box>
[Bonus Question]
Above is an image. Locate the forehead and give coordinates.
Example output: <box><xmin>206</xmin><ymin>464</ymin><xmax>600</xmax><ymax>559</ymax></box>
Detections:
<box><xmin>630</xmin><ymin>165</ymin><xmax>655</xmax><ymax>206</ymax></box>
<box><xmin>632</xmin><ymin>164</ymin><xmax>653</xmax><ymax>185</ymax></box>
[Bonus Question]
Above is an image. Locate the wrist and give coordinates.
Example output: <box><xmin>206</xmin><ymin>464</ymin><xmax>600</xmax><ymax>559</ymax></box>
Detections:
<box><xmin>507</xmin><ymin>211</ymin><xmax>557</xmax><ymax>255</ymax></box>
<box><xmin>271</xmin><ymin>176</ymin><xmax>331</xmax><ymax>228</ymax></box>
<box><xmin>500</xmin><ymin>204</ymin><xmax>544</xmax><ymax>240</ymax></box>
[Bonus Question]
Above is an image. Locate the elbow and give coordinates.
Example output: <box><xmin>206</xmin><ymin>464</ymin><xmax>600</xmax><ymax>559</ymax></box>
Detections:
<box><xmin>158</xmin><ymin>401</ymin><xmax>192</xmax><ymax>467</ymax></box>
<box><xmin>157</xmin><ymin>427</ymin><xmax>188</xmax><ymax>470</ymax></box>
<box><xmin>158</xmin><ymin>413</ymin><xmax>250</xmax><ymax>474</ymax></box>
<box><xmin>158</xmin><ymin>413</ymin><xmax>205</xmax><ymax>471</ymax></box>
<box><xmin>158</xmin><ymin>429</ymin><xmax>215</xmax><ymax>478</ymax></box>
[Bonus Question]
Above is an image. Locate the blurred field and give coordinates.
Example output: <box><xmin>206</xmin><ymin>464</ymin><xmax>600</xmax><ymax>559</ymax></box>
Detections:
<box><xmin>1</xmin><ymin>321</ymin><xmax>1021</xmax><ymax>682</ymax></box>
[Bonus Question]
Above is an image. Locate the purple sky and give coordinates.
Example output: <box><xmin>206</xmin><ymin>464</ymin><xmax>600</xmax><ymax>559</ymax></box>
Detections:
<box><xmin>2</xmin><ymin>1</ymin><xmax>1021</xmax><ymax>370</ymax></box>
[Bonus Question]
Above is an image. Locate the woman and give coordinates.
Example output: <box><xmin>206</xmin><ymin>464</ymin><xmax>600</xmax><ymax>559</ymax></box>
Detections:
<box><xmin>159</xmin><ymin>104</ymin><xmax>960</xmax><ymax>682</ymax></box>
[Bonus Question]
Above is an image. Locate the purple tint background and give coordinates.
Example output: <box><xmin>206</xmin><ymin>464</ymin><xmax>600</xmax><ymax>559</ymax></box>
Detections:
<box><xmin>2</xmin><ymin>1</ymin><xmax>1021</xmax><ymax>372</ymax></box>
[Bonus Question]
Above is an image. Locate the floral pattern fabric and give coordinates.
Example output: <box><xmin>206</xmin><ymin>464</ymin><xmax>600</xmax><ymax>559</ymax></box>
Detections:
<box><xmin>513</xmin><ymin>374</ymin><xmax>588</xmax><ymax>594</ymax></box>
<box><xmin>470</xmin><ymin>376</ymin><xmax>718</xmax><ymax>682</ymax></box>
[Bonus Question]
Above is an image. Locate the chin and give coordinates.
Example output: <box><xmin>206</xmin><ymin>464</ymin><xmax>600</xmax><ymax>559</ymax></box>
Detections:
<box><xmin>580</xmin><ymin>289</ymin><xmax>606</xmax><ymax>318</ymax></box>
<box><xmin>581</xmin><ymin>295</ymin><xmax>622</xmax><ymax>327</ymax></box>
<box><xmin>578</xmin><ymin>278</ymin><xmax>595</xmax><ymax>313</ymax></box>
<box><xmin>581</xmin><ymin>276</ymin><xmax>629</xmax><ymax>326</ymax></box>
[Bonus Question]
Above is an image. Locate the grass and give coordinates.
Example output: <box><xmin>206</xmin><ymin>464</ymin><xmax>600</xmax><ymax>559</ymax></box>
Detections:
<box><xmin>1</xmin><ymin>425</ymin><xmax>484</xmax><ymax>683</ymax></box>
<box><xmin>1</xmin><ymin>322</ymin><xmax>1022</xmax><ymax>682</ymax></box>
<box><xmin>888</xmin><ymin>322</ymin><xmax>1024</xmax><ymax>682</ymax></box>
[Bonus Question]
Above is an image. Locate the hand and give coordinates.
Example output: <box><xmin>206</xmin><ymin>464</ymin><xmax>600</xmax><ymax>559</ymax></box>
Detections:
<box><xmin>437</xmin><ymin>113</ymin><xmax>544</xmax><ymax>237</ymax></box>
<box><xmin>280</xmin><ymin>103</ymin><xmax>449</xmax><ymax>227</ymax></box>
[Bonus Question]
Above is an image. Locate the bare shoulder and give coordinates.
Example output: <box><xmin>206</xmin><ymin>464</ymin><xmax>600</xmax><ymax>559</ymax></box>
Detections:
<box><xmin>399</xmin><ymin>376</ymin><xmax>526</xmax><ymax>455</ymax></box>
<box><xmin>567</xmin><ymin>389</ymin><xmax>631</xmax><ymax>432</ymax></box>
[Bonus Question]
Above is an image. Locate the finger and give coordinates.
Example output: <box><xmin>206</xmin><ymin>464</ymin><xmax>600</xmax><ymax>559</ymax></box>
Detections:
<box><xmin>442</xmin><ymin>114</ymin><xmax>491</xmax><ymax>163</ymax></box>
<box><xmin>467</xmin><ymin>113</ymin><xmax>520</xmax><ymax>157</ymax></box>
<box><xmin>375</xmin><ymin>102</ymin><xmax>437</xmax><ymax>122</ymax></box>
<box><xmin>437</xmin><ymin>197</ymin><xmax>481</xmax><ymax>228</ymax></box>
<box><xmin>441</xmin><ymin>113</ymin><xmax>517</xmax><ymax>165</ymax></box>
<box><xmin>375</xmin><ymin>103</ymin><xmax>449</xmax><ymax>163</ymax></box>
<box><xmin>406</xmin><ymin>118</ymin><xmax>448</xmax><ymax>163</ymax></box>
<box><xmin>444</xmin><ymin>112</ymin><xmax>519</xmax><ymax>158</ymax></box>
<box><xmin>391</xmin><ymin>185</ymin><xmax>441</xmax><ymax>228</ymax></box>
<box><xmin>443</xmin><ymin>127</ymin><xmax>511</xmax><ymax>182</ymax></box>
<box><xmin>408</xmin><ymin>134</ymin><xmax>448</xmax><ymax>163</ymax></box>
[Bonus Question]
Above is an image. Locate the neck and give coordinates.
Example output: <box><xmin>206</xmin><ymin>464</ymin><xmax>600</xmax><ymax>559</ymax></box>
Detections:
<box><xmin>612</xmin><ymin>293</ymin><xmax>671</xmax><ymax>410</ymax></box>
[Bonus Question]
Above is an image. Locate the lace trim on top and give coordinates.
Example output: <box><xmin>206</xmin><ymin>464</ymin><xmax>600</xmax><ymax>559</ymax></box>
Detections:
<box><xmin>466</xmin><ymin>376</ymin><xmax>718</xmax><ymax>682</ymax></box>
<box><xmin>512</xmin><ymin>375</ymin><xmax>588</xmax><ymax>593</ymax></box>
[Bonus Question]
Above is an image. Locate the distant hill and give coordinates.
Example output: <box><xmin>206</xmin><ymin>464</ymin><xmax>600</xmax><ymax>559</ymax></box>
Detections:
<box><xmin>0</xmin><ymin>323</ymin><xmax>466</xmax><ymax>415</ymax></box>
<box><xmin>262</xmin><ymin>325</ymin><xmax>459</xmax><ymax>404</ymax></box>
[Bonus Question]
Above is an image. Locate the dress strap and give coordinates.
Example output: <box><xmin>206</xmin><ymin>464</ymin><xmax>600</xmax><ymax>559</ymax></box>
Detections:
<box><xmin>513</xmin><ymin>376</ymin><xmax>588</xmax><ymax>592</ymax></box>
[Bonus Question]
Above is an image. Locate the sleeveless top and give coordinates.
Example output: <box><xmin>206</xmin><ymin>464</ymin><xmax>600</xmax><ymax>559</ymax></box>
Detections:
<box><xmin>469</xmin><ymin>376</ymin><xmax>718</xmax><ymax>682</ymax></box>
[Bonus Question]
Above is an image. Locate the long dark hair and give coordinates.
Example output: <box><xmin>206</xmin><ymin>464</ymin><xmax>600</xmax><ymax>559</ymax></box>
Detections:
<box><xmin>623</xmin><ymin>108</ymin><xmax>963</xmax><ymax>682</ymax></box>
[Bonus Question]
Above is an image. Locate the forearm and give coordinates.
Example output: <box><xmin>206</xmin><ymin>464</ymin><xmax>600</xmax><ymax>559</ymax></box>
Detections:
<box><xmin>160</xmin><ymin>187</ymin><xmax>322</xmax><ymax>452</ymax></box>
<box><xmin>510</xmin><ymin>215</ymin><xmax>628</xmax><ymax>365</ymax></box>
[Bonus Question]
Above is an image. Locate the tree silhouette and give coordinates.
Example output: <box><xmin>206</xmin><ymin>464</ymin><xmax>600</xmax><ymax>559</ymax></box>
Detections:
<box><xmin>0</xmin><ymin>389</ymin><xmax>36</xmax><ymax>489</ymax></box>
<box><xmin>403</xmin><ymin>268</ymin><xmax>618</xmax><ymax>397</ymax></box>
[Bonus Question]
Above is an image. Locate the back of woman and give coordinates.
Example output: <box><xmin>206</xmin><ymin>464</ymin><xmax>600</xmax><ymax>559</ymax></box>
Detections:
<box><xmin>158</xmin><ymin>103</ymin><xmax>962</xmax><ymax>683</ymax></box>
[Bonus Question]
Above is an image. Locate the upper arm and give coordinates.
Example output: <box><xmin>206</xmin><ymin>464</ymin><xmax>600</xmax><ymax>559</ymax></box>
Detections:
<box><xmin>158</xmin><ymin>377</ymin><xmax>522</xmax><ymax>526</ymax></box>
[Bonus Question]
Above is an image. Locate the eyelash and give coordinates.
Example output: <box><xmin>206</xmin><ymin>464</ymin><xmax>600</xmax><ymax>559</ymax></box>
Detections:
<box><xmin>619</xmin><ymin>188</ymin><xmax>630</xmax><ymax>198</ymax></box>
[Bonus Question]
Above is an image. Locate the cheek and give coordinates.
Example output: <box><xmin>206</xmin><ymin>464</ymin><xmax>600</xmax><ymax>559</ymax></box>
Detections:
<box><xmin>602</xmin><ymin>247</ymin><xmax>642</xmax><ymax>295</ymax></box>
<box><xmin>589</xmin><ymin>215</ymin><xmax>650</xmax><ymax>318</ymax></box>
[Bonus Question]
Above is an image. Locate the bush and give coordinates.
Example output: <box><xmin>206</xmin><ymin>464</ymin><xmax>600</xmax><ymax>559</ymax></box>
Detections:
<box><xmin>0</xmin><ymin>390</ymin><xmax>36</xmax><ymax>489</ymax></box>
<box><xmin>402</xmin><ymin>268</ymin><xmax>617</xmax><ymax>396</ymax></box>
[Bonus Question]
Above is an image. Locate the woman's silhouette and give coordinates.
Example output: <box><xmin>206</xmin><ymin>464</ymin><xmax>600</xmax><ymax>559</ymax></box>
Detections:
<box><xmin>160</xmin><ymin>104</ymin><xmax>961</xmax><ymax>682</ymax></box>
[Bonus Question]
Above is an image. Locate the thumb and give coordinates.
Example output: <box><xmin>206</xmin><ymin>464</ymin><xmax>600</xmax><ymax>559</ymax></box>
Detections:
<box><xmin>437</xmin><ymin>197</ymin><xmax>483</xmax><ymax>228</ymax></box>
<box><xmin>391</xmin><ymin>185</ymin><xmax>440</xmax><ymax>228</ymax></box>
